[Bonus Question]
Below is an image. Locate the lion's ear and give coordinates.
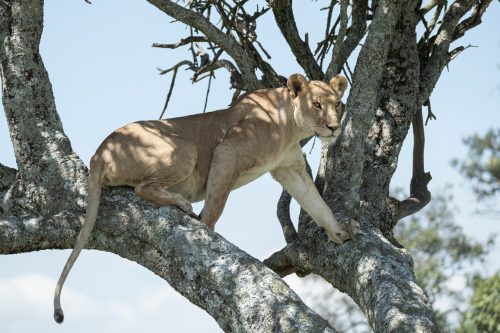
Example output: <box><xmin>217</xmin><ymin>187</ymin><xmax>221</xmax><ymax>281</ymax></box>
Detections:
<box><xmin>287</xmin><ymin>74</ymin><xmax>308</xmax><ymax>98</ymax></box>
<box><xmin>329</xmin><ymin>75</ymin><xmax>348</xmax><ymax>97</ymax></box>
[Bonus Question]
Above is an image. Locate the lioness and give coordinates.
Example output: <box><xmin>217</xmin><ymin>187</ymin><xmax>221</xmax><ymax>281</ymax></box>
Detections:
<box><xmin>53</xmin><ymin>74</ymin><xmax>358</xmax><ymax>323</ymax></box>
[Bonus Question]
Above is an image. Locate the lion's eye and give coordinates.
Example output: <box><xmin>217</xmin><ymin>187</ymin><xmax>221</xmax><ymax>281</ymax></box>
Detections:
<box><xmin>335</xmin><ymin>102</ymin><xmax>341</xmax><ymax>108</ymax></box>
<box><xmin>313</xmin><ymin>102</ymin><xmax>322</xmax><ymax>109</ymax></box>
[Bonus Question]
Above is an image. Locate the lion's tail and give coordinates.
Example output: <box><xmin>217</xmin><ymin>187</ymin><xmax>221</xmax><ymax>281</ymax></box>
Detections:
<box><xmin>53</xmin><ymin>157</ymin><xmax>103</xmax><ymax>324</ymax></box>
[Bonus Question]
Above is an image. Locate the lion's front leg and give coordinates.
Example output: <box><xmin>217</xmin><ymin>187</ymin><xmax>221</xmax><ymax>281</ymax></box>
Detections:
<box><xmin>271</xmin><ymin>164</ymin><xmax>356</xmax><ymax>244</ymax></box>
<box><xmin>200</xmin><ymin>147</ymin><xmax>240</xmax><ymax>230</ymax></box>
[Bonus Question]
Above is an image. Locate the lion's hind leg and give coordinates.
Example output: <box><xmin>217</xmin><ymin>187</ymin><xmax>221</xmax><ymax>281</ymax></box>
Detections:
<box><xmin>135</xmin><ymin>180</ymin><xmax>194</xmax><ymax>215</ymax></box>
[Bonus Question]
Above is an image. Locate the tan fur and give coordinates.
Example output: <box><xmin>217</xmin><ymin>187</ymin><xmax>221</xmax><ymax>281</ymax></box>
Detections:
<box><xmin>53</xmin><ymin>74</ymin><xmax>359</xmax><ymax>323</ymax></box>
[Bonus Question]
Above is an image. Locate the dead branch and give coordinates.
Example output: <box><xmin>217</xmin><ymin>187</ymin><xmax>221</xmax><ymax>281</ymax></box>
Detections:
<box><xmin>394</xmin><ymin>108</ymin><xmax>432</xmax><ymax>221</ymax></box>
<box><xmin>314</xmin><ymin>15</ymin><xmax>340</xmax><ymax>68</ymax></box>
<box><xmin>202</xmin><ymin>71</ymin><xmax>213</xmax><ymax>113</ymax></box>
<box><xmin>447</xmin><ymin>44</ymin><xmax>477</xmax><ymax>64</ymax></box>
<box><xmin>193</xmin><ymin>58</ymin><xmax>245</xmax><ymax>90</ymax></box>
<box><xmin>157</xmin><ymin>61</ymin><xmax>195</xmax><ymax>119</ymax></box>
<box><xmin>157</xmin><ymin>60</ymin><xmax>195</xmax><ymax>75</ymax></box>
<box><xmin>148</xmin><ymin>0</ymin><xmax>260</xmax><ymax>89</ymax></box>
<box><xmin>212</xmin><ymin>1</ymin><xmax>282</xmax><ymax>87</ymax></box>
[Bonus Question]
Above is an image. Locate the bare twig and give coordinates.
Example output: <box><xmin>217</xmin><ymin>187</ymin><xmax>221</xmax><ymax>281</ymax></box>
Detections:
<box><xmin>152</xmin><ymin>36</ymin><xmax>207</xmax><ymax>49</ymax></box>
<box><xmin>214</xmin><ymin>0</ymin><xmax>282</xmax><ymax>87</ymax></box>
<box><xmin>194</xmin><ymin>58</ymin><xmax>245</xmax><ymax>90</ymax></box>
<box><xmin>202</xmin><ymin>71</ymin><xmax>213</xmax><ymax>113</ymax></box>
<box><xmin>157</xmin><ymin>60</ymin><xmax>194</xmax><ymax>75</ymax></box>
<box><xmin>255</xmin><ymin>40</ymin><xmax>272</xmax><ymax>59</ymax></box>
<box><xmin>317</xmin><ymin>0</ymin><xmax>337</xmax><ymax>68</ymax></box>
<box><xmin>157</xmin><ymin>61</ymin><xmax>195</xmax><ymax>119</ymax></box>
<box><xmin>423</xmin><ymin>99</ymin><xmax>436</xmax><ymax>125</ymax></box>
<box><xmin>447</xmin><ymin>44</ymin><xmax>477</xmax><ymax>64</ymax></box>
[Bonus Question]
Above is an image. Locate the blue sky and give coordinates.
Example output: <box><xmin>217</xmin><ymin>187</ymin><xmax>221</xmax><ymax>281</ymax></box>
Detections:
<box><xmin>0</xmin><ymin>1</ymin><xmax>499</xmax><ymax>332</ymax></box>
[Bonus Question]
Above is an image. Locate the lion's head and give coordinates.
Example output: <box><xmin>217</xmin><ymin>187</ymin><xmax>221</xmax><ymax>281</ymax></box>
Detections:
<box><xmin>287</xmin><ymin>73</ymin><xmax>348</xmax><ymax>143</ymax></box>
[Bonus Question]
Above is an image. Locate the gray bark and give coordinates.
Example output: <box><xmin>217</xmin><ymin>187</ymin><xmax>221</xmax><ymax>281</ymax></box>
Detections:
<box><xmin>1</xmin><ymin>187</ymin><xmax>337</xmax><ymax>332</ymax></box>
<box><xmin>0</xmin><ymin>0</ymin><xmax>87</xmax><ymax>216</ymax></box>
<box><xmin>268</xmin><ymin>1</ymin><xmax>440</xmax><ymax>332</ymax></box>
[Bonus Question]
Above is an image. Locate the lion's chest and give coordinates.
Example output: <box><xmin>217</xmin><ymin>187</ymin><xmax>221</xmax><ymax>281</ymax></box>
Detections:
<box><xmin>233</xmin><ymin>165</ymin><xmax>272</xmax><ymax>190</ymax></box>
<box><xmin>231</xmin><ymin>153</ymin><xmax>285</xmax><ymax>191</ymax></box>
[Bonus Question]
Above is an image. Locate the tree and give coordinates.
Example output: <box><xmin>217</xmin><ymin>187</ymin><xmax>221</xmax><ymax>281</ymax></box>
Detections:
<box><xmin>457</xmin><ymin>272</ymin><xmax>500</xmax><ymax>333</ymax></box>
<box><xmin>301</xmin><ymin>189</ymin><xmax>495</xmax><ymax>332</ymax></box>
<box><xmin>453</xmin><ymin>129</ymin><xmax>500</xmax><ymax>213</ymax></box>
<box><xmin>0</xmin><ymin>0</ymin><xmax>496</xmax><ymax>332</ymax></box>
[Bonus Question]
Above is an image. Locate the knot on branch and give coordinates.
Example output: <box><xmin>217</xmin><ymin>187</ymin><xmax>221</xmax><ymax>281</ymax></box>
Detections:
<box><xmin>0</xmin><ymin>163</ymin><xmax>16</xmax><ymax>192</ymax></box>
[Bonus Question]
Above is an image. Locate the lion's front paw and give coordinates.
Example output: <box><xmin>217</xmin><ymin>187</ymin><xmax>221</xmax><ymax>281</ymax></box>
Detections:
<box><xmin>348</xmin><ymin>219</ymin><xmax>360</xmax><ymax>239</ymax></box>
<box><xmin>326</xmin><ymin>219</ymin><xmax>360</xmax><ymax>244</ymax></box>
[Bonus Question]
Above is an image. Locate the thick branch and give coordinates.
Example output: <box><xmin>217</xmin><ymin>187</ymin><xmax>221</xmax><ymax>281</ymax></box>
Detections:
<box><xmin>269</xmin><ymin>0</ymin><xmax>323</xmax><ymax>80</ymax></box>
<box><xmin>0</xmin><ymin>187</ymin><xmax>337</xmax><ymax>333</ymax></box>
<box><xmin>267</xmin><ymin>226</ymin><xmax>439</xmax><ymax>333</ymax></box>
<box><xmin>357</xmin><ymin>3</ymin><xmax>425</xmax><ymax>235</ymax></box>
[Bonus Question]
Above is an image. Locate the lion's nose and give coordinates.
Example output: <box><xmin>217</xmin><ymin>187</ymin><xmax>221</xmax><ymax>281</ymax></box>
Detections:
<box><xmin>325</xmin><ymin>124</ymin><xmax>339</xmax><ymax>133</ymax></box>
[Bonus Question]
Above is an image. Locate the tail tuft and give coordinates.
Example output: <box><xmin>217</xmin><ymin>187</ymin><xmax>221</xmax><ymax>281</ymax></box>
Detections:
<box><xmin>54</xmin><ymin>309</ymin><xmax>64</xmax><ymax>324</ymax></box>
